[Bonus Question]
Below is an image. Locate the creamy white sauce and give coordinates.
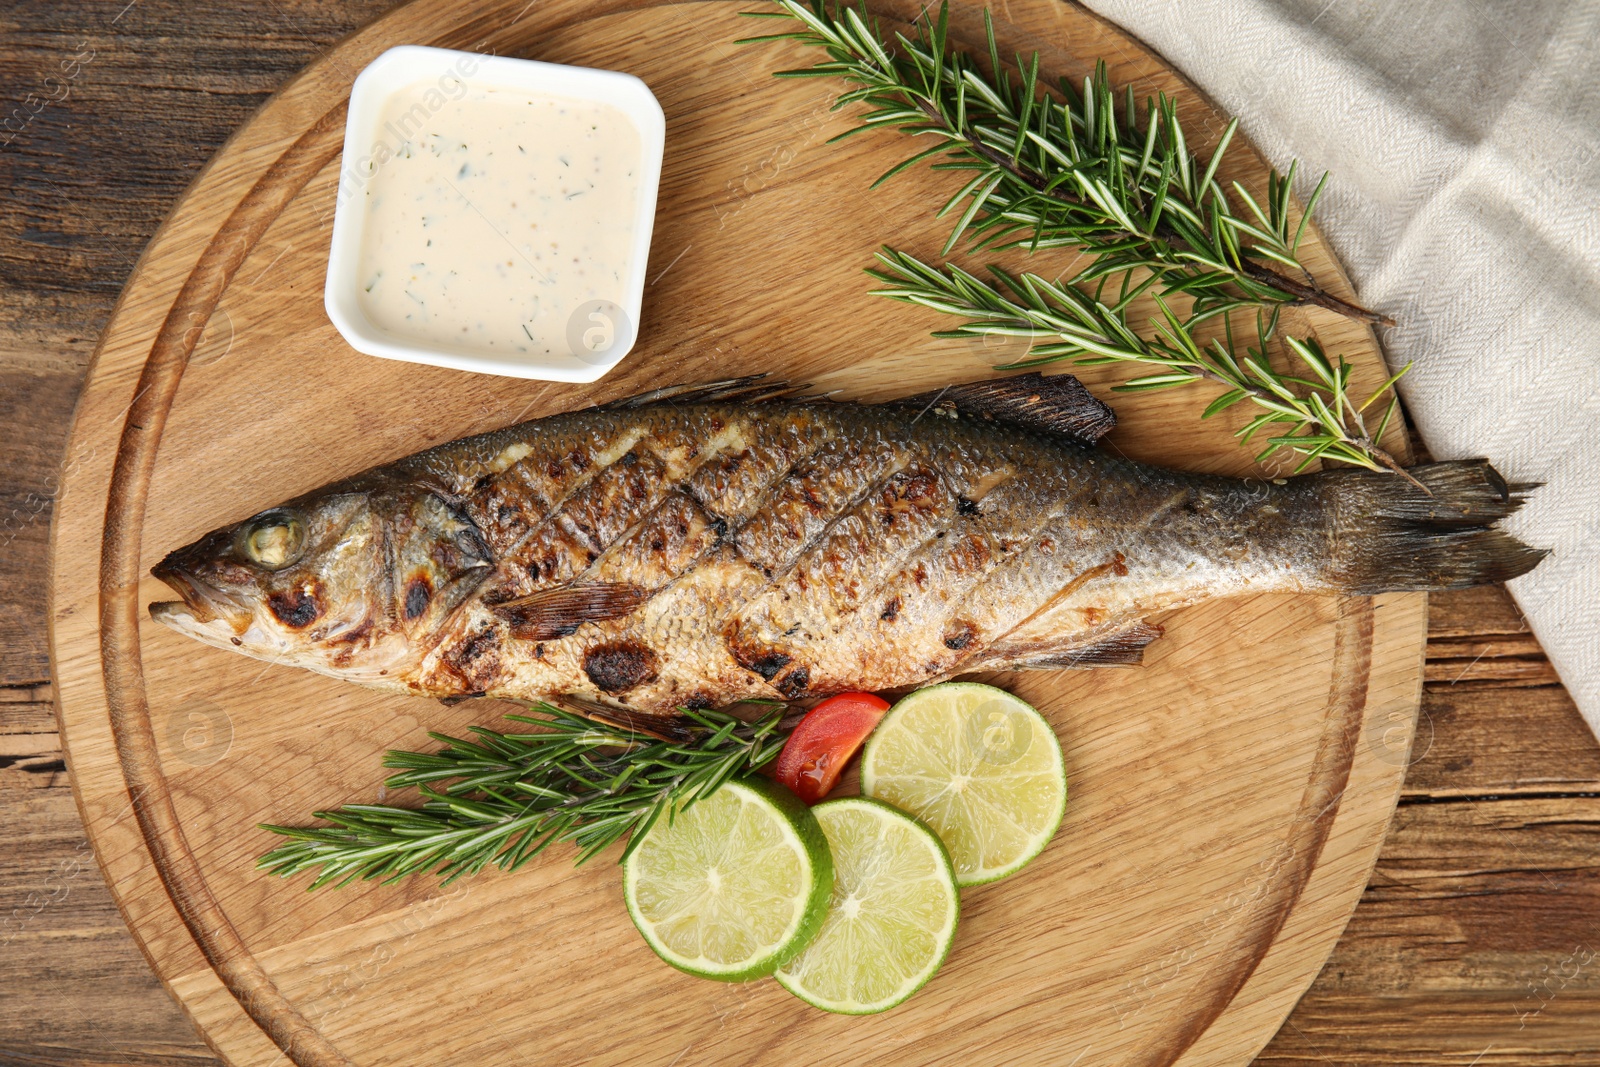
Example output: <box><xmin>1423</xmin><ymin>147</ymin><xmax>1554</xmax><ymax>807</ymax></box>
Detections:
<box><xmin>356</xmin><ymin>82</ymin><xmax>642</xmax><ymax>359</ymax></box>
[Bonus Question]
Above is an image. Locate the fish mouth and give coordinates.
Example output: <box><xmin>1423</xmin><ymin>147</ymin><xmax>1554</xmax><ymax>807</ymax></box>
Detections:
<box><xmin>149</xmin><ymin>559</ymin><xmax>251</xmax><ymax>629</ymax></box>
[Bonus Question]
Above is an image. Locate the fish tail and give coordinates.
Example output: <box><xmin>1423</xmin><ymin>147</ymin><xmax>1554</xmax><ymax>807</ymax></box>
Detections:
<box><xmin>1321</xmin><ymin>459</ymin><xmax>1547</xmax><ymax>594</ymax></box>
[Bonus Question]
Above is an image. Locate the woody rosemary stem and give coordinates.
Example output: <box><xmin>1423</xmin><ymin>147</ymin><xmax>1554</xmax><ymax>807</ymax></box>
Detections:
<box><xmin>1235</xmin><ymin>259</ymin><xmax>1394</xmax><ymax>326</ymax></box>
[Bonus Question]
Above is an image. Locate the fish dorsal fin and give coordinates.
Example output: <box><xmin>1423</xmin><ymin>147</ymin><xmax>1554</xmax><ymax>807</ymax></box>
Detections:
<box><xmin>900</xmin><ymin>373</ymin><xmax>1116</xmax><ymax>446</ymax></box>
<box><xmin>487</xmin><ymin>582</ymin><xmax>649</xmax><ymax>640</ymax></box>
<box><xmin>599</xmin><ymin>375</ymin><xmax>810</xmax><ymax>409</ymax></box>
<box><xmin>597</xmin><ymin>372</ymin><xmax>1114</xmax><ymax>446</ymax></box>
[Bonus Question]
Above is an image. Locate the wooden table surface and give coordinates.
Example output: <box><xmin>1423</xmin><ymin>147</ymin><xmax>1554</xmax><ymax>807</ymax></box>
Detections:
<box><xmin>2</xmin><ymin>2</ymin><xmax>1597</xmax><ymax>1064</ymax></box>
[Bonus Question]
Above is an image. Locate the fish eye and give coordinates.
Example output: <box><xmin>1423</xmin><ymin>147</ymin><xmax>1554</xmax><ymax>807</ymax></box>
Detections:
<box><xmin>239</xmin><ymin>510</ymin><xmax>307</xmax><ymax>570</ymax></box>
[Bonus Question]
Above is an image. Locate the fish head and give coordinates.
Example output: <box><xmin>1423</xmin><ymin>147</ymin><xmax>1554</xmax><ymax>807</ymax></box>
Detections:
<box><xmin>149</xmin><ymin>478</ymin><xmax>494</xmax><ymax>685</ymax></box>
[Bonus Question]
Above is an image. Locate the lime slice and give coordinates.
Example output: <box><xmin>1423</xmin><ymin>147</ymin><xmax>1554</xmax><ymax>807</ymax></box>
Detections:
<box><xmin>623</xmin><ymin>777</ymin><xmax>833</xmax><ymax>981</ymax></box>
<box><xmin>775</xmin><ymin>797</ymin><xmax>959</xmax><ymax>1014</ymax></box>
<box><xmin>861</xmin><ymin>682</ymin><xmax>1066</xmax><ymax>886</ymax></box>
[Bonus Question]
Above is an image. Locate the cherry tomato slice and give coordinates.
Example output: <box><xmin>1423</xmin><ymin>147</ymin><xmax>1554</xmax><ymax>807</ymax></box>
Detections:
<box><xmin>774</xmin><ymin>692</ymin><xmax>891</xmax><ymax>804</ymax></box>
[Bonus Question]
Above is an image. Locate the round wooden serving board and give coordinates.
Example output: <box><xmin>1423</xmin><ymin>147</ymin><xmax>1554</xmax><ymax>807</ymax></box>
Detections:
<box><xmin>48</xmin><ymin>1</ymin><xmax>1424</xmax><ymax>1064</ymax></box>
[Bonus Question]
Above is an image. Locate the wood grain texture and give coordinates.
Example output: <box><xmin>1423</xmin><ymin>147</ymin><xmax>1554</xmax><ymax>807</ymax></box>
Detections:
<box><xmin>2</xmin><ymin>2</ymin><xmax>1595</xmax><ymax>1066</ymax></box>
<box><xmin>1256</xmin><ymin>586</ymin><xmax>1600</xmax><ymax>1066</ymax></box>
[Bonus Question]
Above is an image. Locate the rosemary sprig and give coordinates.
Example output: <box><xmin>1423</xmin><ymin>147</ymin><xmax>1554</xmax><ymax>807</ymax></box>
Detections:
<box><xmin>741</xmin><ymin>0</ymin><xmax>1391</xmax><ymax>326</ymax></box>
<box><xmin>744</xmin><ymin>0</ymin><xmax>1410</xmax><ymax>475</ymax></box>
<box><xmin>257</xmin><ymin>704</ymin><xmax>790</xmax><ymax>889</ymax></box>
<box><xmin>870</xmin><ymin>248</ymin><xmax>1411</xmax><ymax>475</ymax></box>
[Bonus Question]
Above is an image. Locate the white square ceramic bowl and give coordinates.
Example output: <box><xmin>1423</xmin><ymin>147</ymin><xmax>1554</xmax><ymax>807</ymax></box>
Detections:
<box><xmin>323</xmin><ymin>45</ymin><xmax>665</xmax><ymax>383</ymax></box>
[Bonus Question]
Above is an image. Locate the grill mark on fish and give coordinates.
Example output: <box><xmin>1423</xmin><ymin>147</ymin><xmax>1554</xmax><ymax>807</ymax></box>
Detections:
<box><xmin>942</xmin><ymin>621</ymin><xmax>977</xmax><ymax>649</ymax></box>
<box><xmin>603</xmin><ymin>472</ymin><xmax>831</xmax><ymax>685</ymax></box>
<box><xmin>404</xmin><ymin>577</ymin><xmax>432</xmax><ymax>619</ymax></box>
<box><xmin>471</xmin><ymin>458</ymin><xmax>555</xmax><ymax>542</ymax></box>
<box><xmin>552</xmin><ymin>445</ymin><xmax>672</xmax><ymax>557</ymax></box>
<box><xmin>720</xmin><ymin>451</ymin><xmax>921</xmax><ymax>694</ymax></box>
<box><xmin>268</xmin><ymin>584</ymin><xmax>322</xmax><ymax>628</ymax></box>
<box><xmin>820</xmin><ymin>470</ymin><xmax>1032</xmax><ymax>656</ymax></box>
<box><xmin>729</xmin><ymin>433</ymin><xmax>899</xmax><ymax>575</ymax></box>
<box><xmin>494</xmin><ymin>424</ymin><xmax>648</xmax><ymax>566</ymax></box>
<box><xmin>740</xmin><ymin>460</ymin><xmax>957</xmax><ymax>644</ymax></box>
<box><xmin>473</xmin><ymin>420</ymin><xmax>782</xmax><ymax>678</ymax></box>
<box><xmin>583</xmin><ymin>641</ymin><xmax>660</xmax><ymax>694</ymax></box>
<box><xmin>937</xmin><ymin>531</ymin><xmax>1092</xmax><ymax>657</ymax></box>
<box><xmin>646</xmin><ymin>425</ymin><xmax>841</xmax><ymax>627</ymax></box>
<box><xmin>565</xmin><ymin>429</ymin><xmax>744</xmax><ymax>587</ymax></box>
<box><xmin>586</xmin><ymin>491</ymin><xmax>723</xmax><ymax>595</ymax></box>
<box><xmin>742</xmin><ymin>444</ymin><xmax>912</xmax><ymax>592</ymax></box>
<box><xmin>775</xmin><ymin>665</ymin><xmax>811</xmax><ymax>698</ymax></box>
<box><xmin>727</xmin><ymin>640</ymin><xmax>792</xmax><ymax>681</ymax></box>
<box><xmin>840</xmin><ymin>464</ymin><xmax>1018</xmax><ymax>630</ymax></box>
<box><xmin>557</xmin><ymin>512</ymin><xmax>603</xmax><ymax>556</ymax></box>
<box><xmin>679</xmin><ymin>419</ymin><xmax>796</xmax><ymax>521</ymax></box>
<box><xmin>696</xmin><ymin>434</ymin><xmax>838</xmax><ymax>559</ymax></box>
<box><xmin>507</xmin><ymin>525</ymin><xmax>596</xmax><ymax>593</ymax></box>
<box><xmin>495</xmin><ymin>418</ymin><xmax>741</xmax><ymax>604</ymax></box>
<box><xmin>499</xmin><ymin>453</ymin><xmax>669</xmax><ymax>592</ymax></box>
<box><xmin>721</xmin><ymin>445</ymin><xmax>914</xmax><ymax>672</ymax></box>
<box><xmin>792</xmin><ymin>477</ymin><xmax>1063</xmax><ymax>686</ymax></box>
<box><xmin>441</xmin><ymin>624</ymin><xmax>504</xmax><ymax>692</ymax></box>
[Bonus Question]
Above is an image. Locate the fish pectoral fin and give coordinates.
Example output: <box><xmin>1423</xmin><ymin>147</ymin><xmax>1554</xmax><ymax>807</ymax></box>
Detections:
<box><xmin>983</xmin><ymin>620</ymin><xmax>1165</xmax><ymax>669</ymax></box>
<box><xmin>488</xmin><ymin>582</ymin><xmax>649</xmax><ymax>641</ymax></box>
<box><xmin>898</xmin><ymin>372</ymin><xmax>1116</xmax><ymax>447</ymax></box>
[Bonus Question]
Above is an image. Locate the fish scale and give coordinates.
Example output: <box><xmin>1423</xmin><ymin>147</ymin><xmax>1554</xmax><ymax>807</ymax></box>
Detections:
<box><xmin>148</xmin><ymin>375</ymin><xmax>1547</xmax><ymax>717</ymax></box>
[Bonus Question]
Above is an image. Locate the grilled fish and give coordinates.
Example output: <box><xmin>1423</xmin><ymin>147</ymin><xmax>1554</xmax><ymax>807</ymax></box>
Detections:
<box><xmin>150</xmin><ymin>374</ymin><xmax>1544</xmax><ymax>715</ymax></box>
